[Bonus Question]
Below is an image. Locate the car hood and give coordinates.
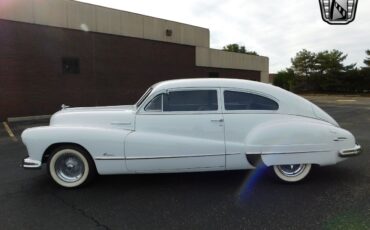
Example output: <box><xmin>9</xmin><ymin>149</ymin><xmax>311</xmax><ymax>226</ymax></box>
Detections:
<box><xmin>50</xmin><ymin>105</ymin><xmax>136</xmax><ymax>130</ymax></box>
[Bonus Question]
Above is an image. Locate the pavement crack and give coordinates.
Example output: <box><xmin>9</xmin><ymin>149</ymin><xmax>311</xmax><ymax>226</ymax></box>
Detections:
<box><xmin>52</xmin><ymin>193</ymin><xmax>111</xmax><ymax>230</ymax></box>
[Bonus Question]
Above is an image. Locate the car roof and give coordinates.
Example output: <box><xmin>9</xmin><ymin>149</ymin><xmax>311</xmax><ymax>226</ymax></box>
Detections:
<box><xmin>152</xmin><ymin>78</ymin><xmax>276</xmax><ymax>93</ymax></box>
<box><xmin>149</xmin><ymin>78</ymin><xmax>316</xmax><ymax>118</ymax></box>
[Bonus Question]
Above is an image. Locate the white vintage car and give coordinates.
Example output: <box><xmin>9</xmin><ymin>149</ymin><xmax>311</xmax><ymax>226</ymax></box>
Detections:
<box><xmin>21</xmin><ymin>78</ymin><xmax>361</xmax><ymax>188</ymax></box>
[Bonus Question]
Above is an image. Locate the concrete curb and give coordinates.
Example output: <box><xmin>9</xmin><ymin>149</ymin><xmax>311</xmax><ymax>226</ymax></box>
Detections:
<box><xmin>7</xmin><ymin>115</ymin><xmax>51</xmax><ymax>122</ymax></box>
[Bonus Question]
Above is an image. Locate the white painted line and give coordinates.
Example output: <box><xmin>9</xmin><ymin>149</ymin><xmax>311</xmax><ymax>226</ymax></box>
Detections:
<box><xmin>2</xmin><ymin>122</ymin><xmax>18</xmax><ymax>142</ymax></box>
<box><xmin>336</xmin><ymin>99</ymin><xmax>356</xmax><ymax>102</ymax></box>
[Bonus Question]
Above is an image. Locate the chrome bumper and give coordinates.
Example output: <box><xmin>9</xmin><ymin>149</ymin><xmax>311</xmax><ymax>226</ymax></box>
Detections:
<box><xmin>339</xmin><ymin>145</ymin><xmax>362</xmax><ymax>157</ymax></box>
<box><xmin>21</xmin><ymin>157</ymin><xmax>42</xmax><ymax>169</ymax></box>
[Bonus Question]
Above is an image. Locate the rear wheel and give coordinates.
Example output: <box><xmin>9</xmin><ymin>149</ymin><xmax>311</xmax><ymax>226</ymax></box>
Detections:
<box><xmin>47</xmin><ymin>145</ymin><xmax>96</xmax><ymax>188</ymax></box>
<box><xmin>273</xmin><ymin>164</ymin><xmax>312</xmax><ymax>183</ymax></box>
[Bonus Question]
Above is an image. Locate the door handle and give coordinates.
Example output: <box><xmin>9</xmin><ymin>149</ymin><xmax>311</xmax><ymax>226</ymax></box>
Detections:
<box><xmin>210</xmin><ymin>119</ymin><xmax>224</xmax><ymax>122</ymax></box>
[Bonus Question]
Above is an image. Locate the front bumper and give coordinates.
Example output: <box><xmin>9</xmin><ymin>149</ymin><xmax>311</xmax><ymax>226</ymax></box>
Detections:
<box><xmin>339</xmin><ymin>145</ymin><xmax>362</xmax><ymax>157</ymax></box>
<box><xmin>21</xmin><ymin>157</ymin><xmax>42</xmax><ymax>169</ymax></box>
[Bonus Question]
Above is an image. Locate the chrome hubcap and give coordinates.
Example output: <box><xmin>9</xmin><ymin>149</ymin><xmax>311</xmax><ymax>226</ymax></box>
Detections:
<box><xmin>277</xmin><ymin>164</ymin><xmax>305</xmax><ymax>177</ymax></box>
<box><xmin>55</xmin><ymin>153</ymin><xmax>84</xmax><ymax>183</ymax></box>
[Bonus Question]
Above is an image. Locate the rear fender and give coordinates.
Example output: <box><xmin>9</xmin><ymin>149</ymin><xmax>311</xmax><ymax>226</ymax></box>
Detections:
<box><xmin>244</xmin><ymin>120</ymin><xmax>336</xmax><ymax>166</ymax></box>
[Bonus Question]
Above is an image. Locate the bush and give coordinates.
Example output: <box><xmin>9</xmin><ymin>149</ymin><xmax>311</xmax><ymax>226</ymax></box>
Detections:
<box><xmin>273</xmin><ymin>69</ymin><xmax>295</xmax><ymax>90</ymax></box>
<box><xmin>274</xmin><ymin>68</ymin><xmax>370</xmax><ymax>94</ymax></box>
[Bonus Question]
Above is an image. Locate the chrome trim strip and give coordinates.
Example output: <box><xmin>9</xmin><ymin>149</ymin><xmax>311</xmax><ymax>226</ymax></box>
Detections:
<box><xmin>110</xmin><ymin>122</ymin><xmax>131</xmax><ymax>125</ymax></box>
<box><xmin>134</xmin><ymin>165</ymin><xmax>224</xmax><ymax>173</ymax></box>
<box><xmin>95</xmin><ymin>153</ymin><xmax>226</xmax><ymax>161</ymax></box>
<box><xmin>226</xmin><ymin>152</ymin><xmax>241</xmax><ymax>156</ymax></box>
<box><xmin>126</xmin><ymin>153</ymin><xmax>225</xmax><ymax>160</ymax></box>
<box><xmin>334</xmin><ymin>137</ymin><xmax>348</xmax><ymax>141</ymax></box>
<box><xmin>261</xmin><ymin>150</ymin><xmax>331</xmax><ymax>155</ymax></box>
<box><xmin>95</xmin><ymin>157</ymin><xmax>126</xmax><ymax>160</ymax></box>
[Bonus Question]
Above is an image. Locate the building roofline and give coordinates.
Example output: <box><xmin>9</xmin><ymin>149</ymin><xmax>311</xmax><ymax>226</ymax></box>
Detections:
<box><xmin>0</xmin><ymin>0</ymin><xmax>210</xmax><ymax>47</ymax></box>
<box><xmin>75</xmin><ymin>0</ymin><xmax>210</xmax><ymax>31</ymax></box>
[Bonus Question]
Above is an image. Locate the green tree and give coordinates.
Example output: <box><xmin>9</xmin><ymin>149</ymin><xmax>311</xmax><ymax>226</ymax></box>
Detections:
<box><xmin>277</xmin><ymin>49</ymin><xmax>369</xmax><ymax>93</ymax></box>
<box><xmin>222</xmin><ymin>43</ymin><xmax>258</xmax><ymax>55</ymax></box>
<box><xmin>315</xmin><ymin>49</ymin><xmax>355</xmax><ymax>74</ymax></box>
<box><xmin>273</xmin><ymin>68</ymin><xmax>295</xmax><ymax>90</ymax></box>
<box><xmin>291</xmin><ymin>49</ymin><xmax>316</xmax><ymax>77</ymax></box>
<box><xmin>364</xmin><ymin>50</ymin><xmax>370</xmax><ymax>67</ymax></box>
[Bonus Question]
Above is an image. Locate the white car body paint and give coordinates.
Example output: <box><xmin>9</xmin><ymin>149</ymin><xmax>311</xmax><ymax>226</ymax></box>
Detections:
<box><xmin>21</xmin><ymin>78</ymin><xmax>360</xmax><ymax>174</ymax></box>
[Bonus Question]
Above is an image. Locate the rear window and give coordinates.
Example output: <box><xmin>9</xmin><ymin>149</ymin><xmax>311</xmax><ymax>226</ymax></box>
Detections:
<box><xmin>224</xmin><ymin>91</ymin><xmax>279</xmax><ymax>110</ymax></box>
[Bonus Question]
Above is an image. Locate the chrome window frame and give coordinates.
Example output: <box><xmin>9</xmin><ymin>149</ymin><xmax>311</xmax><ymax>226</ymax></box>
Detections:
<box><xmin>138</xmin><ymin>87</ymin><xmax>222</xmax><ymax>115</ymax></box>
<box><xmin>221</xmin><ymin>88</ymin><xmax>280</xmax><ymax>114</ymax></box>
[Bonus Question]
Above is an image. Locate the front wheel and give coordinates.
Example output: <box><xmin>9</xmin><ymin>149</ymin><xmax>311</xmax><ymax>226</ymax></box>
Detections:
<box><xmin>47</xmin><ymin>146</ymin><xmax>96</xmax><ymax>188</ymax></box>
<box><xmin>273</xmin><ymin>164</ymin><xmax>312</xmax><ymax>183</ymax></box>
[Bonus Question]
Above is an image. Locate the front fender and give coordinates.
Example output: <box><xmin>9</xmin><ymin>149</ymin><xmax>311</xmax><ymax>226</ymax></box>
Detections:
<box><xmin>21</xmin><ymin>126</ymin><xmax>132</xmax><ymax>174</ymax></box>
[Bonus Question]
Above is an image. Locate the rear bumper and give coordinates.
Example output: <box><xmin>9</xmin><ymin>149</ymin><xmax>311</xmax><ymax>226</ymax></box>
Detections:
<box><xmin>21</xmin><ymin>157</ymin><xmax>42</xmax><ymax>169</ymax></box>
<box><xmin>339</xmin><ymin>145</ymin><xmax>361</xmax><ymax>157</ymax></box>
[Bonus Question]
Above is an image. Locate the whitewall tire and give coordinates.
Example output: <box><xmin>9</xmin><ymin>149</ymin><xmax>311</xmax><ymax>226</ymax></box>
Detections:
<box><xmin>47</xmin><ymin>146</ymin><xmax>96</xmax><ymax>188</ymax></box>
<box><xmin>273</xmin><ymin>164</ymin><xmax>312</xmax><ymax>183</ymax></box>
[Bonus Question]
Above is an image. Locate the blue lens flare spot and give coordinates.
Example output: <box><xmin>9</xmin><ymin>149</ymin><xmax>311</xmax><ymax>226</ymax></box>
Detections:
<box><xmin>237</xmin><ymin>163</ymin><xmax>268</xmax><ymax>202</ymax></box>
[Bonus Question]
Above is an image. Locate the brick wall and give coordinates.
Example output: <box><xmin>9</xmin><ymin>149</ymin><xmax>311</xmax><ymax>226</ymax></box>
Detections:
<box><xmin>0</xmin><ymin>19</ymin><xmax>260</xmax><ymax>120</ymax></box>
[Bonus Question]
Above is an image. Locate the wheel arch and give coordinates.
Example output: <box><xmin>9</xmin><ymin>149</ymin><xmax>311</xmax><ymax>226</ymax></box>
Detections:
<box><xmin>42</xmin><ymin>142</ymin><xmax>93</xmax><ymax>164</ymax></box>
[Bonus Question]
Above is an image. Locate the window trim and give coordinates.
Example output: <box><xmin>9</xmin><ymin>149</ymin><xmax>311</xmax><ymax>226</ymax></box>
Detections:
<box><xmin>221</xmin><ymin>88</ymin><xmax>280</xmax><ymax>113</ymax></box>
<box><xmin>144</xmin><ymin>94</ymin><xmax>163</xmax><ymax>112</ymax></box>
<box><xmin>139</xmin><ymin>87</ymin><xmax>222</xmax><ymax>115</ymax></box>
<box><xmin>135</xmin><ymin>87</ymin><xmax>153</xmax><ymax>109</ymax></box>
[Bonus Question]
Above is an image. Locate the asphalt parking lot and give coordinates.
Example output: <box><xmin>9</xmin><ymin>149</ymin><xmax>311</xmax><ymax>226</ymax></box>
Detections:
<box><xmin>0</xmin><ymin>95</ymin><xmax>369</xmax><ymax>230</ymax></box>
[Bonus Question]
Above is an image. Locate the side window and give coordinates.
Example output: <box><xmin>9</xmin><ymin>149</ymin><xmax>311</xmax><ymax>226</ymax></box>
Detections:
<box><xmin>163</xmin><ymin>90</ymin><xmax>218</xmax><ymax>112</ymax></box>
<box><xmin>224</xmin><ymin>91</ymin><xmax>279</xmax><ymax>110</ymax></box>
<box><xmin>145</xmin><ymin>94</ymin><xmax>162</xmax><ymax>111</ymax></box>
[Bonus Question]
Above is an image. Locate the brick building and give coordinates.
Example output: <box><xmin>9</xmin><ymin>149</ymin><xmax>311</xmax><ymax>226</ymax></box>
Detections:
<box><xmin>0</xmin><ymin>0</ymin><xmax>269</xmax><ymax>120</ymax></box>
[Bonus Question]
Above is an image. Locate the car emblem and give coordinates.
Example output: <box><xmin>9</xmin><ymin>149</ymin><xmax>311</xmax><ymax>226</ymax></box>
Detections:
<box><xmin>319</xmin><ymin>0</ymin><xmax>359</xmax><ymax>25</ymax></box>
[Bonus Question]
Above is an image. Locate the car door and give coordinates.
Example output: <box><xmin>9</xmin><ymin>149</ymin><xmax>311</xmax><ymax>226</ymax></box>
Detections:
<box><xmin>125</xmin><ymin>88</ymin><xmax>225</xmax><ymax>172</ymax></box>
<box><xmin>221</xmin><ymin>88</ymin><xmax>280</xmax><ymax>170</ymax></box>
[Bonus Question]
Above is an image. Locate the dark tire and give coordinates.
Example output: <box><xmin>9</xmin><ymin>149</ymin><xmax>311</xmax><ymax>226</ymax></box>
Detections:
<box><xmin>47</xmin><ymin>145</ymin><xmax>96</xmax><ymax>188</ymax></box>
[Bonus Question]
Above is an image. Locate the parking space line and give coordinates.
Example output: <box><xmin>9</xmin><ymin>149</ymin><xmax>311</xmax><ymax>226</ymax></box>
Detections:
<box><xmin>2</xmin><ymin>122</ymin><xmax>18</xmax><ymax>142</ymax></box>
<box><xmin>336</xmin><ymin>99</ymin><xmax>356</xmax><ymax>102</ymax></box>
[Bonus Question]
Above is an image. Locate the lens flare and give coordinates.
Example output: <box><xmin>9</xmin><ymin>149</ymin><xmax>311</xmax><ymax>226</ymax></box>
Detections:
<box><xmin>237</xmin><ymin>163</ymin><xmax>268</xmax><ymax>202</ymax></box>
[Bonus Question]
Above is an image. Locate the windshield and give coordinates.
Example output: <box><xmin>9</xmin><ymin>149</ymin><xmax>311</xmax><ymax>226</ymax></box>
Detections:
<box><xmin>135</xmin><ymin>87</ymin><xmax>153</xmax><ymax>108</ymax></box>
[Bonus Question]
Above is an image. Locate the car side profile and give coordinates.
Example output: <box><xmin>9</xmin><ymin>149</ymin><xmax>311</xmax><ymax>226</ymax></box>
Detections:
<box><xmin>21</xmin><ymin>78</ymin><xmax>361</xmax><ymax>188</ymax></box>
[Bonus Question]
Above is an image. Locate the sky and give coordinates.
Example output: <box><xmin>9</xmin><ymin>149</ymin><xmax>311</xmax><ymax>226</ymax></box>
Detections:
<box><xmin>78</xmin><ymin>0</ymin><xmax>370</xmax><ymax>73</ymax></box>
